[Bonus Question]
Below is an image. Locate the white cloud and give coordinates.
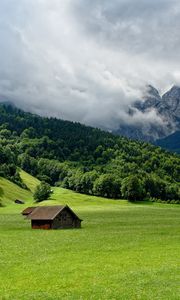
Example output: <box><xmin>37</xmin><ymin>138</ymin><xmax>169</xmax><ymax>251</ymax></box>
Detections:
<box><xmin>0</xmin><ymin>0</ymin><xmax>180</xmax><ymax>130</ymax></box>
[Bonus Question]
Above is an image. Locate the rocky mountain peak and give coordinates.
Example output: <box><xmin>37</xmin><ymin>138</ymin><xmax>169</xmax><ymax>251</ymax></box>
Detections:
<box><xmin>169</xmin><ymin>84</ymin><xmax>180</xmax><ymax>91</ymax></box>
<box><xmin>133</xmin><ymin>85</ymin><xmax>161</xmax><ymax>112</ymax></box>
<box><xmin>163</xmin><ymin>85</ymin><xmax>180</xmax><ymax>99</ymax></box>
<box><xmin>114</xmin><ymin>84</ymin><xmax>180</xmax><ymax>142</ymax></box>
<box><xmin>162</xmin><ymin>85</ymin><xmax>180</xmax><ymax>114</ymax></box>
<box><xmin>146</xmin><ymin>85</ymin><xmax>161</xmax><ymax>99</ymax></box>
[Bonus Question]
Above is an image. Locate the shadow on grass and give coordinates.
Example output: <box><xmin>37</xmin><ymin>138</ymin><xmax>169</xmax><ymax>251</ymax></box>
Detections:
<box><xmin>0</xmin><ymin>187</ymin><xmax>4</xmax><ymax>207</ymax></box>
<box><xmin>129</xmin><ymin>200</ymin><xmax>154</xmax><ymax>206</ymax></box>
<box><xmin>0</xmin><ymin>186</ymin><xmax>4</xmax><ymax>197</ymax></box>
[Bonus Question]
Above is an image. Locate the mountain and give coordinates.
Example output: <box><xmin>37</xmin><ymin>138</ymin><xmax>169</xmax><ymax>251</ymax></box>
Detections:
<box><xmin>0</xmin><ymin>103</ymin><xmax>179</xmax><ymax>202</ymax></box>
<box><xmin>156</xmin><ymin>131</ymin><xmax>180</xmax><ymax>154</ymax></box>
<box><xmin>114</xmin><ymin>85</ymin><xmax>180</xmax><ymax>143</ymax></box>
<box><xmin>1</xmin><ymin>86</ymin><xmax>179</xmax><ymax>152</ymax></box>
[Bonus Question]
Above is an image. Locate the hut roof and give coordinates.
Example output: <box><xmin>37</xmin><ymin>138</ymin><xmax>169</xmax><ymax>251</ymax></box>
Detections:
<box><xmin>27</xmin><ymin>205</ymin><xmax>82</xmax><ymax>221</ymax></box>
<box><xmin>22</xmin><ymin>207</ymin><xmax>37</xmax><ymax>215</ymax></box>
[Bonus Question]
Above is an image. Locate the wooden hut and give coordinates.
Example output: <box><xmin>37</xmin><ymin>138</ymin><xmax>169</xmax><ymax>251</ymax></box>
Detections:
<box><xmin>26</xmin><ymin>205</ymin><xmax>82</xmax><ymax>229</ymax></box>
<box><xmin>22</xmin><ymin>207</ymin><xmax>37</xmax><ymax>216</ymax></box>
<box><xmin>15</xmin><ymin>199</ymin><xmax>25</xmax><ymax>204</ymax></box>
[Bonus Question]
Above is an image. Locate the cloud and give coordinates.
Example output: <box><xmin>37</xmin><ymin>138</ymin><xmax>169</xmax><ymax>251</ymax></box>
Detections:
<box><xmin>0</xmin><ymin>0</ymin><xmax>180</xmax><ymax>130</ymax></box>
<box><xmin>73</xmin><ymin>0</ymin><xmax>180</xmax><ymax>58</ymax></box>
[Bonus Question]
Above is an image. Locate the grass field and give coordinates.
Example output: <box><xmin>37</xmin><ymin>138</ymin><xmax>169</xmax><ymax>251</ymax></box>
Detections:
<box><xmin>0</xmin><ymin>177</ymin><xmax>180</xmax><ymax>299</ymax></box>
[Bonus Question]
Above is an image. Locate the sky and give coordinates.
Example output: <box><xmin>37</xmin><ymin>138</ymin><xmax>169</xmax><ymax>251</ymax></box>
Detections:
<box><xmin>0</xmin><ymin>0</ymin><xmax>180</xmax><ymax>130</ymax></box>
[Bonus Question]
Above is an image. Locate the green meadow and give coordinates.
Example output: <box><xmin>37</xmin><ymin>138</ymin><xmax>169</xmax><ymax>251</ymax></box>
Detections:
<box><xmin>0</xmin><ymin>173</ymin><xmax>180</xmax><ymax>300</ymax></box>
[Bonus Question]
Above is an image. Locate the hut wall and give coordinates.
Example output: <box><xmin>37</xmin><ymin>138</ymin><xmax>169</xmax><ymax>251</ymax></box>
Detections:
<box><xmin>52</xmin><ymin>209</ymin><xmax>73</xmax><ymax>229</ymax></box>
<box><xmin>52</xmin><ymin>209</ymin><xmax>81</xmax><ymax>229</ymax></box>
<box><xmin>31</xmin><ymin>220</ymin><xmax>52</xmax><ymax>230</ymax></box>
<box><xmin>74</xmin><ymin>219</ymin><xmax>81</xmax><ymax>228</ymax></box>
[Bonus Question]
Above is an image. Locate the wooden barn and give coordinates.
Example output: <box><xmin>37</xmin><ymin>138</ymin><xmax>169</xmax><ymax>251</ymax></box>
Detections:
<box><xmin>15</xmin><ymin>199</ymin><xmax>25</xmax><ymax>204</ymax></box>
<box><xmin>25</xmin><ymin>205</ymin><xmax>82</xmax><ymax>230</ymax></box>
<box><xmin>22</xmin><ymin>207</ymin><xmax>37</xmax><ymax>216</ymax></box>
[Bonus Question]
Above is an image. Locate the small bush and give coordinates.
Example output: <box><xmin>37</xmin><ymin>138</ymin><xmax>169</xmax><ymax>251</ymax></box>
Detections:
<box><xmin>149</xmin><ymin>198</ymin><xmax>180</xmax><ymax>205</ymax></box>
<box><xmin>33</xmin><ymin>181</ymin><xmax>52</xmax><ymax>202</ymax></box>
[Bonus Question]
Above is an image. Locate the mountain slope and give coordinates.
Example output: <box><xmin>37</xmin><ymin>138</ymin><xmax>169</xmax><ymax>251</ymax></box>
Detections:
<box><xmin>0</xmin><ymin>103</ymin><xmax>179</xmax><ymax>202</ymax></box>
<box><xmin>156</xmin><ymin>131</ymin><xmax>180</xmax><ymax>154</ymax></box>
<box><xmin>114</xmin><ymin>85</ymin><xmax>180</xmax><ymax>143</ymax></box>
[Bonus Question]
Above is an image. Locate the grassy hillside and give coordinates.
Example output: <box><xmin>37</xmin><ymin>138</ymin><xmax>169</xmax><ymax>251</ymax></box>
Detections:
<box><xmin>0</xmin><ymin>185</ymin><xmax>180</xmax><ymax>299</ymax></box>
<box><xmin>0</xmin><ymin>176</ymin><xmax>32</xmax><ymax>206</ymax></box>
<box><xmin>20</xmin><ymin>170</ymin><xmax>40</xmax><ymax>193</ymax></box>
<box><xmin>0</xmin><ymin>170</ymin><xmax>40</xmax><ymax>207</ymax></box>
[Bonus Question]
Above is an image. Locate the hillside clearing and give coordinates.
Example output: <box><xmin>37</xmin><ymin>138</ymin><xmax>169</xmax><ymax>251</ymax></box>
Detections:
<box><xmin>0</xmin><ymin>176</ymin><xmax>32</xmax><ymax>207</ymax></box>
<box><xmin>20</xmin><ymin>170</ymin><xmax>40</xmax><ymax>193</ymax></box>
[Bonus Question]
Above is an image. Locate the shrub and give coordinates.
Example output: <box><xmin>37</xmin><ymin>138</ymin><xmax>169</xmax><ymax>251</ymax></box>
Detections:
<box><xmin>33</xmin><ymin>181</ymin><xmax>52</xmax><ymax>202</ymax></box>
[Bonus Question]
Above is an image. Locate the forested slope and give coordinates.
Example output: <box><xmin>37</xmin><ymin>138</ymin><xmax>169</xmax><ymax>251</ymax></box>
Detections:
<box><xmin>156</xmin><ymin>131</ymin><xmax>180</xmax><ymax>154</ymax></box>
<box><xmin>0</xmin><ymin>104</ymin><xmax>179</xmax><ymax>202</ymax></box>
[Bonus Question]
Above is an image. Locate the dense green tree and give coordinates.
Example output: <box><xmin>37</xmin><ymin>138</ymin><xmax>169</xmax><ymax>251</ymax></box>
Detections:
<box><xmin>93</xmin><ymin>174</ymin><xmax>121</xmax><ymax>198</ymax></box>
<box><xmin>33</xmin><ymin>182</ymin><xmax>52</xmax><ymax>202</ymax></box>
<box><xmin>165</xmin><ymin>184</ymin><xmax>180</xmax><ymax>200</ymax></box>
<box><xmin>18</xmin><ymin>153</ymin><xmax>37</xmax><ymax>176</ymax></box>
<box><xmin>0</xmin><ymin>129</ymin><xmax>11</xmax><ymax>138</ymax></box>
<box><xmin>121</xmin><ymin>175</ymin><xmax>146</xmax><ymax>201</ymax></box>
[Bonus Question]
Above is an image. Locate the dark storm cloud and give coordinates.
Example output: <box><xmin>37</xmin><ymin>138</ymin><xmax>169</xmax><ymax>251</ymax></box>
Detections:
<box><xmin>0</xmin><ymin>0</ymin><xmax>180</xmax><ymax>130</ymax></box>
<box><xmin>73</xmin><ymin>0</ymin><xmax>180</xmax><ymax>59</ymax></box>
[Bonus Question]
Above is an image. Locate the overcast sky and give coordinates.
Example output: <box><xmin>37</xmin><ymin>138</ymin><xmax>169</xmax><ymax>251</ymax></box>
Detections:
<box><xmin>0</xmin><ymin>0</ymin><xmax>180</xmax><ymax>129</ymax></box>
